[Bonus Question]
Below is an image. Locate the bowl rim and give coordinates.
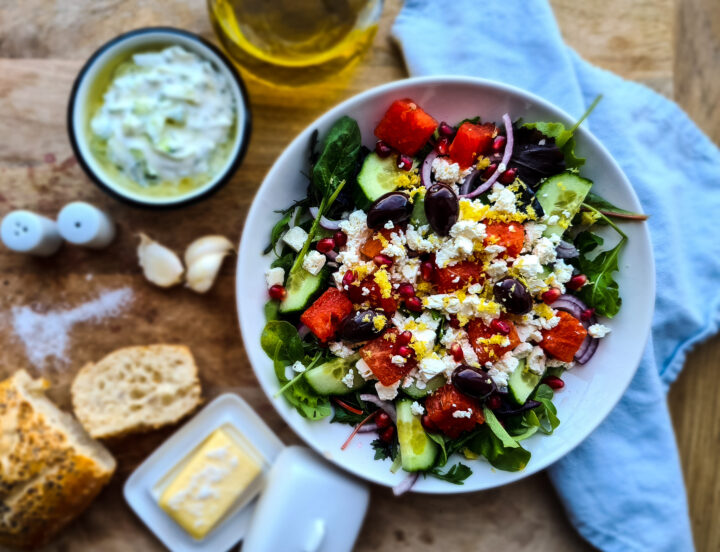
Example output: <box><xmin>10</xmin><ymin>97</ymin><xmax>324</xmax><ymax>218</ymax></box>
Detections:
<box><xmin>237</xmin><ymin>75</ymin><xmax>655</xmax><ymax>493</ymax></box>
<box><xmin>66</xmin><ymin>26</ymin><xmax>252</xmax><ymax>210</ymax></box>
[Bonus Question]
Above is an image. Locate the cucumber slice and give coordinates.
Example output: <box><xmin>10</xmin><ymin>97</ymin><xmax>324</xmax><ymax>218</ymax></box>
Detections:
<box><xmin>279</xmin><ymin>268</ymin><xmax>324</xmax><ymax>314</ymax></box>
<box><xmin>397</xmin><ymin>399</ymin><xmax>438</xmax><ymax>472</ymax></box>
<box><xmin>305</xmin><ymin>355</ymin><xmax>363</xmax><ymax>395</ymax></box>
<box><xmin>354</xmin><ymin>152</ymin><xmax>402</xmax><ymax>209</ymax></box>
<box><xmin>410</xmin><ymin>196</ymin><xmax>428</xmax><ymax>226</ymax></box>
<box><xmin>535</xmin><ymin>171</ymin><xmax>593</xmax><ymax>238</ymax></box>
<box><xmin>403</xmin><ymin>374</ymin><xmax>445</xmax><ymax>399</ymax></box>
<box><xmin>508</xmin><ymin>359</ymin><xmax>542</xmax><ymax>405</ymax></box>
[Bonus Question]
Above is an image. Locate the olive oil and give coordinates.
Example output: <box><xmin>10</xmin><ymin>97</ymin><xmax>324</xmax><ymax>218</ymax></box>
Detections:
<box><xmin>208</xmin><ymin>0</ymin><xmax>382</xmax><ymax>86</ymax></box>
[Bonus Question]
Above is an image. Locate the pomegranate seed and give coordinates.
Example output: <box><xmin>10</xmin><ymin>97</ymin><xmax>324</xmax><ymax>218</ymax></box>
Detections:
<box><xmin>567</xmin><ymin>274</ymin><xmax>588</xmax><ymax>290</ymax></box>
<box><xmin>492</xmin><ymin>135</ymin><xmax>507</xmax><ymax>152</ymax></box>
<box><xmin>448</xmin><ymin>315</ymin><xmax>460</xmax><ymax>329</ymax></box>
<box><xmin>397</xmin><ymin>154</ymin><xmax>413</xmax><ymax>171</ymax></box>
<box><xmin>499</xmin><ymin>167</ymin><xmax>518</xmax><ymax>184</ymax></box>
<box><xmin>397</xmin><ymin>331</ymin><xmax>413</xmax><ymax>346</ymax></box>
<box><xmin>397</xmin><ymin>345</ymin><xmax>413</xmax><ymax>358</ymax></box>
<box><xmin>376</xmin><ymin>411</ymin><xmax>392</xmax><ymax>429</ymax></box>
<box><xmin>580</xmin><ymin>308</ymin><xmax>595</xmax><ymax>321</ymax></box>
<box><xmin>422</xmin><ymin>414</ymin><xmax>437</xmax><ymax>431</ymax></box>
<box><xmin>405</xmin><ymin>296</ymin><xmax>423</xmax><ymax>312</ymax></box>
<box><xmin>438</xmin><ymin>121</ymin><xmax>455</xmax><ymax>138</ymax></box>
<box><xmin>375</xmin><ymin>140</ymin><xmax>393</xmax><ymax>158</ymax></box>
<box><xmin>542</xmin><ymin>288</ymin><xmax>561</xmax><ymax>304</ymax></box>
<box><xmin>482</xmin><ymin>163</ymin><xmax>498</xmax><ymax>180</ymax></box>
<box><xmin>268</xmin><ymin>284</ymin><xmax>286</xmax><ymax>301</ymax></box>
<box><xmin>397</xmin><ymin>283</ymin><xmax>415</xmax><ymax>298</ymax></box>
<box><xmin>316</xmin><ymin>238</ymin><xmax>335</xmax><ymax>253</ymax></box>
<box><xmin>450</xmin><ymin>343</ymin><xmax>464</xmax><ymax>362</ymax></box>
<box><xmin>380</xmin><ymin>426</ymin><xmax>395</xmax><ymax>443</ymax></box>
<box><xmin>542</xmin><ymin>375</ymin><xmax>565</xmax><ymax>390</ymax></box>
<box><xmin>491</xmin><ymin>319</ymin><xmax>511</xmax><ymax>335</ymax></box>
<box><xmin>486</xmin><ymin>394</ymin><xmax>502</xmax><ymax>410</ymax></box>
<box><xmin>435</xmin><ymin>137</ymin><xmax>449</xmax><ymax>155</ymax></box>
<box><xmin>420</xmin><ymin>260</ymin><xmax>435</xmax><ymax>281</ymax></box>
<box><xmin>333</xmin><ymin>231</ymin><xmax>347</xmax><ymax>247</ymax></box>
<box><xmin>373</xmin><ymin>254</ymin><xmax>393</xmax><ymax>267</ymax></box>
<box><xmin>342</xmin><ymin>271</ymin><xmax>356</xmax><ymax>286</ymax></box>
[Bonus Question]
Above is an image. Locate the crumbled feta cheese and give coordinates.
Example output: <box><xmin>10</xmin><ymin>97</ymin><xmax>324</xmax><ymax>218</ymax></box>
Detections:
<box><xmin>488</xmin><ymin>351</ymin><xmax>519</xmax><ymax>388</ymax></box>
<box><xmin>356</xmin><ymin>358</ymin><xmax>373</xmax><ymax>380</ymax></box>
<box><xmin>419</xmin><ymin>356</ymin><xmax>446</xmax><ymax>379</ymax></box>
<box><xmin>513</xmin><ymin>342</ymin><xmax>533</xmax><ymax>358</ymax></box>
<box><xmin>545</xmin><ymin>214</ymin><xmax>559</xmax><ymax>225</ymax></box>
<box><xmin>265</xmin><ymin>267</ymin><xmax>285</xmax><ymax>288</ymax></box>
<box><xmin>432</xmin><ymin>156</ymin><xmax>465</xmax><ymax>184</ymax></box>
<box><xmin>329</xmin><ymin>341</ymin><xmax>355</xmax><ymax>358</ymax></box>
<box><xmin>486</xmin><ymin>260</ymin><xmax>508</xmax><ymax>280</ymax></box>
<box><xmin>399</xmin><ymin>258</ymin><xmax>421</xmax><ymax>283</ymax></box>
<box><xmin>489</xmin><ymin>185</ymin><xmax>517</xmax><ymax>213</ymax></box>
<box><xmin>452</xmin><ymin>408</ymin><xmax>473</xmax><ymax>419</ymax></box>
<box><xmin>291</xmin><ymin>361</ymin><xmax>306</xmax><ymax>373</ymax></box>
<box><xmin>527</xmin><ymin>346</ymin><xmax>547</xmax><ymax>375</ymax></box>
<box><xmin>341</xmin><ymin>368</ymin><xmax>356</xmax><ymax>388</ymax></box>
<box><xmin>384</xmin><ymin>220</ymin><xmax>395</xmax><ymax>230</ymax></box>
<box><xmin>382</xmin><ymin>242</ymin><xmax>406</xmax><ymax>259</ymax></box>
<box><xmin>391</xmin><ymin>354</ymin><xmax>407</xmax><ymax>366</ymax></box>
<box><xmin>553</xmin><ymin>259</ymin><xmax>574</xmax><ymax>284</ymax></box>
<box><xmin>588</xmin><ymin>323</ymin><xmax>612</xmax><ymax>338</ymax></box>
<box><xmin>467</xmin><ymin>283</ymin><xmax>483</xmax><ymax>294</ymax></box>
<box><xmin>533</xmin><ymin>237</ymin><xmax>557</xmax><ymax>264</ymax></box>
<box><xmin>282</xmin><ymin>226</ymin><xmax>308</xmax><ymax>251</ymax></box>
<box><xmin>410</xmin><ymin>401</ymin><xmax>425</xmax><ymax>416</ymax></box>
<box><xmin>523</xmin><ymin>222</ymin><xmax>547</xmax><ymax>253</ymax></box>
<box><xmin>513</xmin><ymin>255</ymin><xmax>546</xmax><ymax>294</ymax></box>
<box><xmin>405</xmin><ymin>224</ymin><xmax>438</xmax><ymax>253</ymax></box>
<box><xmin>540</xmin><ymin>316</ymin><xmax>561</xmax><ymax>330</ymax></box>
<box><xmin>302</xmin><ymin>250</ymin><xmax>326</xmax><ymax>275</ymax></box>
<box><xmin>547</xmin><ymin>358</ymin><xmax>575</xmax><ymax>369</ymax></box>
<box><xmin>450</xmin><ymin>220</ymin><xmax>487</xmax><ymax>242</ymax></box>
<box><xmin>516</xmin><ymin>323</ymin><xmax>543</xmax><ymax>343</ymax></box>
<box><xmin>375</xmin><ymin>380</ymin><xmax>400</xmax><ymax>401</ymax></box>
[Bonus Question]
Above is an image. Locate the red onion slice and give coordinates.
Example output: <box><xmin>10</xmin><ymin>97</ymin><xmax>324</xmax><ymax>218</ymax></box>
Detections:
<box><xmin>552</xmin><ymin>294</ymin><xmax>600</xmax><ymax>364</ymax></box>
<box><xmin>356</xmin><ymin>423</ymin><xmax>378</xmax><ymax>434</ymax></box>
<box><xmin>359</xmin><ymin>393</ymin><xmax>397</xmax><ymax>424</ymax></box>
<box><xmin>324</xmin><ymin>250</ymin><xmax>338</xmax><ymax>262</ymax></box>
<box><xmin>421</xmin><ymin>150</ymin><xmax>439</xmax><ymax>188</ymax></box>
<box><xmin>462</xmin><ymin>113</ymin><xmax>514</xmax><ymax>199</ymax></box>
<box><xmin>309</xmin><ymin>206</ymin><xmax>343</xmax><ymax>231</ymax></box>
<box><xmin>393</xmin><ymin>472</ymin><xmax>419</xmax><ymax>496</ymax></box>
<box><xmin>297</xmin><ymin>324</ymin><xmax>310</xmax><ymax>339</ymax></box>
<box><xmin>459</xmin><ymin>168</ymin><xmax>493</xmax><ymax>197</ymax></box>
<box><xmin>556</xmin><ymin>240</ymin><xmax>579</xmax><ymax>259</ymax></box>
<box><xmin>575</xmin><ymin>337</ymin><xmax>599</xmax><ymax>364</ymax></box>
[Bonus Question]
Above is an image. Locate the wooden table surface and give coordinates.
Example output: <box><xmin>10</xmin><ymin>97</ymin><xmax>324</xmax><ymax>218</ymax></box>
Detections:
<box><xmin>0</xmin><ymin>1</ymin><xmax>718</xmax><ymax>550</ymax></box>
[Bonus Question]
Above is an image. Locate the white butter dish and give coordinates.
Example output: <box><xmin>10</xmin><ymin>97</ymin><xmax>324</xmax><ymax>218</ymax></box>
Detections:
<box><xmin>124</xmin><ymin>393</ymin><xmax>284</xmax><ymax>552</ymax></box>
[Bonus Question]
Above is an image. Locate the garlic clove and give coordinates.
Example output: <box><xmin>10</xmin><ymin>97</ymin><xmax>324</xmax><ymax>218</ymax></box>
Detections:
<box><xmin>184</xmin><ymin>235</ymin><xmax>234</xmax><ymax>267</ymax></box>
<box><xmin>185</xmin><ymin>251</ymin><xmax>230</xmax><ymax>293</ymax></box>
<box><xmin>137</xmin><ymin>233</ymin><xmax>184</xmax><ymax>288</ymax></box>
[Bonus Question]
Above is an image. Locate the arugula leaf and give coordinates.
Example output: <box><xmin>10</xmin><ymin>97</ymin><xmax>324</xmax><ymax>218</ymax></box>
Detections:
<box><xmin>577</xmin><ymin>242</ymin><xmax>624</xmax><ymax>317</ymax></box>
<box><xmin>312</xmin><ymin>116</ymin><xmax>362</xmax><ymax>197</ymax></box>
<box><xmin>584</xmin><ymin>192</ymin><xmax>649</xmax><ymax>221</ymax></box>
<box><xmin>467</xmin><ymin>426</ymin><xmax>531</xmax><ymax>472</ymax></box>
<box><xmin>531</xmin><ymin>384</ymin><xmax>560</xmax><ymax>434</ymax></box>
<box><xmin>264</xmin><ymin>212</ymin><xmax>292</xmax><ymax>255</ymax></box>
<box><xmin>261</xmin><ymin>321</ymin><xmax>305</xmax><ymax>364</ymax></box>
<box><xmin>371</xmin><ymin>437</ymin><xmax>399</xmax><ymax>461</ymax></box>
<box><xmin>574</xmin><ymin>231</ymin><xmax>604</xmax><ymax>255</ymax></box>
<box><xmin>429</xmin><ymin>463</ymin><xmax>472</xmax><ymax>484</ymax></box>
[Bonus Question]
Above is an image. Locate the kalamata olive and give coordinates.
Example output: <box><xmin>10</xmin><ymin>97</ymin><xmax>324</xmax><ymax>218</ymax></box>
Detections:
<box><xmin>367</xmin><ymin>192</ymin><xmax>412</xmax><ymax>229</ymax></box>
<box><xmin>493</xmin><ymin>277</ymin><xmax>533</xmax><ymax>314</ymax></box>
<box><xmin>451</xmin><ymin>366</ymin><xmax>497</xmax><ymax>400</ymax></box>
<box><xmin>424</xmin><ymin>183</ymin><xmax>458</xmax><ymax>236</ymax></box>
<box><xmin>338</xmin><ymin>309</ymin><xmax>388</xmax><ymax>342</ymax></box>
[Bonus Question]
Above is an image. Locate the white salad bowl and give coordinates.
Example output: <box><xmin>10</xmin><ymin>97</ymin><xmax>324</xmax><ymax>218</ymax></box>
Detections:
<box><xmin>236</xmin><ymin>76</ymin><xmax>655</xmax><ymax>493</ymax></box>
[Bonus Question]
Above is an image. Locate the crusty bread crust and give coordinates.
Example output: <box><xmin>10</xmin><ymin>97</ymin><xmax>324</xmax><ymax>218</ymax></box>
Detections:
<box><xmin>71</xmin><ymin>345</ymin><xmax>202</xmax><ymax>440</ymax></box>
<box><xmin>0</xmin><ymin>370</ymin><xmax>116</xmax><ymax>550</ymax></box>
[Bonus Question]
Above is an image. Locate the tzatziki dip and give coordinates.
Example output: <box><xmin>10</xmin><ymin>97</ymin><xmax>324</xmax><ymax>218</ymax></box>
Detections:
<box><xmin>89</xmin><ymin>45</ymin><xmax>236</xmax><ymax>197</ymax></box>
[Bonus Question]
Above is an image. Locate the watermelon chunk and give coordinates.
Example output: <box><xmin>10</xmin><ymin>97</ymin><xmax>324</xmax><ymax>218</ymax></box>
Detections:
<box><xmin>449</xmin><ymin>122</ymin><xmax>497</xmax><ymax>168</ymax></box>
<box><xmin>359</xmin><ymin>329</ymin><xmax>415</xmax><ymax>385</ymax></box>
<box><xmin>300</xmin><ymin>288</ymin><xmax>353</xmax><ymax>342</ymax></box>
<box><xmin>484</xmin><ymin>222</ymin><xmax>525</xmax><ymax>258</ymax></box>
<box><xmin>433</xmin><ymin>260</ymin><xmax>485</xmax><ymax>293</ymax></box>
<box><xmin>467</xmin><ymin>319</ymin><xmax>521</xmax><ymax>365</ymax></box>
<box><xmin>540</xmin><ymin>311</ymin><xmax>587</xmax><ymax>362</ymax></box>
<box><xmin>425</xmin><ymin>384</ymin><xmax>484</xmax><ymax>438</ymax></box>
<box><xmin>374</xmin><ymin>99</ymin><xmax>438</xmax><ymax>156</ymax></box>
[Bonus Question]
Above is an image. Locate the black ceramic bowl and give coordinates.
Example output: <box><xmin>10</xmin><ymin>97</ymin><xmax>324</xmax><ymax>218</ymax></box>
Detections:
<box><xmin>67</xmin><ymin>27</ymin><xmax>251</xmax><ymax>209</ymax></box>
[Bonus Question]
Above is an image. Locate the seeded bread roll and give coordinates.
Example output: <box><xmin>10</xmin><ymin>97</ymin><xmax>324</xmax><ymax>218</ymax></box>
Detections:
<box><xmin>0</xmin><ymin>370</ymin><xmax>116</xmax><ymax>550</ymax></box>
<box><xmin>71</xmin><ymin>345</ymin><xmax>202</xmax><ymax>439</ymax></box>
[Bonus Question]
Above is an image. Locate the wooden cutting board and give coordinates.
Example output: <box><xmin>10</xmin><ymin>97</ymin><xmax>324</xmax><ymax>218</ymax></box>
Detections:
<box><xmin>0</xmin><ymin>1</ymin><xmax>717</xmax><ymax>551</ymax></box>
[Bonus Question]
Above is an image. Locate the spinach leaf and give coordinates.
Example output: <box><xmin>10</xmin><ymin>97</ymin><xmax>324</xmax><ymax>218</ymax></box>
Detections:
<box><xmin>261</xmin><ymin>320</ymin><xmax>304</xmax><ymax>363</ymax></box>
<box><xmin>482</xmin><ymin>406</ymin><xmax>520</xmax><ymax>449</ymax></box>
<box><xmin>584</xmin><ymin>192</ymin><xmax>649</xmax><ymax>220</ymax></box>
<box><xmin>531</xmin><ymin>384</ymin><xmax>560</xmax><ymax>434</ymax></box>
<box><xmin>312</xmin><ymin>116</ymin><xmax>362</xmax><ymax>198</ymax></box>
<box><xmin>576</xmin><ymin>235</ymin><xmax>625</xmax><ymax>318</ymax></box>
<box><xmin>429</xmin><ymin>463</ymin><xmax>472</xmax><ymax>484</ymax></box>
<box><xmin>467</xmin><ymin>426</ymin><xmax>531</xmax><ymax>472</ymax></box>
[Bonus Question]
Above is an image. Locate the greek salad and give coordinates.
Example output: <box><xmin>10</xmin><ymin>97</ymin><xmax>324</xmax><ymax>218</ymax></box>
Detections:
<box><xmin>260</xmin><ymin>97</ymin><xmax>647</xmax><ymax>491</ymax></box>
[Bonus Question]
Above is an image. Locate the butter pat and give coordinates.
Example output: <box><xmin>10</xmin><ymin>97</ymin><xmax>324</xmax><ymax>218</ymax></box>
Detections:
<box><xmin>159</xmin><ymin>428</ymin><xmax>261</xmax><ymax>539</ymax></box>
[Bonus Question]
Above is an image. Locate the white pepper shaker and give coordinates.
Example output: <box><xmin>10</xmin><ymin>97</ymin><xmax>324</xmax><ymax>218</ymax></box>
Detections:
<box><xmin>57</xmin><ymin>201</ymin><xmax>116</xmax><ymax>249</ymax></box>
<box><xmin>0</xmin><ymin>210</ymin><xmax>63</xmax><ymax>256</ymax></box>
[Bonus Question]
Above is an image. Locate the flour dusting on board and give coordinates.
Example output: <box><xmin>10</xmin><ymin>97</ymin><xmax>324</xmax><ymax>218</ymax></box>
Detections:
<box><xmin>11</xmin><ymin>287</ymin><xmax>134</xmax><ymax>368</ymax></box>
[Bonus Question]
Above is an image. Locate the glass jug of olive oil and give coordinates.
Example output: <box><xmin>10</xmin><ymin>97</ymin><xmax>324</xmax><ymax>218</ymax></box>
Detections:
<box><xmin>208</xmin><ymin>0</ymin><xmax>383</xmax><ymax>86</ymax></box>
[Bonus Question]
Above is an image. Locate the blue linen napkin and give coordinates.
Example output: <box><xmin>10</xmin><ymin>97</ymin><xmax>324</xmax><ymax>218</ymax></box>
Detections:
<box><xmin>392</xmin><ymin>2</ymin><xmax>720</xmax><ymax>550</ymax></box>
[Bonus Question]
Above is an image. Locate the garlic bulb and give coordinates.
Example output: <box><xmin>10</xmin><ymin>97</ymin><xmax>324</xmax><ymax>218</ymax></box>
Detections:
<box><xmin>184</xmin><ymin>235</ymin><xmax>234</xmax><ymax>293</ymax></box>
<box><xmin>137</xmin><ymin>233</ymin><xmax>184</xmax><ymax>287</ymax></box>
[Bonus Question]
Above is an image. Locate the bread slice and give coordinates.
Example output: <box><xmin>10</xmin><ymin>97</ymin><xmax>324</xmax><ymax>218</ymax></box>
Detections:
<box><xmin>0</xmin><ymin>370</ymin><xmax>116</xmax><ymax>549</ymax></box>
<box><xmin>71</xmin><ymin>345</ymin><xmax>202</xmax><ymax>440</ymax></box>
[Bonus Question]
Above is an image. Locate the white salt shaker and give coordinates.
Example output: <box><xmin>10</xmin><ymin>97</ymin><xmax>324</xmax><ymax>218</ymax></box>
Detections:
<box><xmin>0</xmin><ymin>210</ymin><xmax>63</xmax><ymax>256</ymax></box>
<box><xmin>57</xmin><ymin>202</ymin><xmax>116</xmax><ymax>249</ymax></box>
